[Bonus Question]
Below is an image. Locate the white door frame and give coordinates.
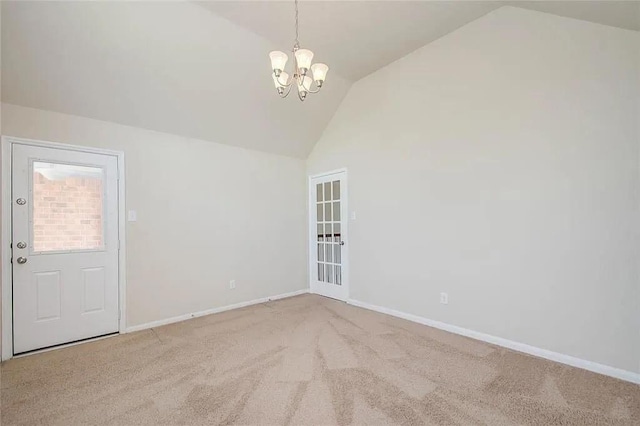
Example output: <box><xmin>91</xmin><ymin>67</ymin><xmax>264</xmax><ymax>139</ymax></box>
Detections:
<box><xmin>308</xmin><ymin>168</ymin><xmax>349</xmax><ymax>300</ymax></box>
<box><xmin>1</xmin><ymin>136</ymin><xmax>127</xmax><ymax>361</ymax></box>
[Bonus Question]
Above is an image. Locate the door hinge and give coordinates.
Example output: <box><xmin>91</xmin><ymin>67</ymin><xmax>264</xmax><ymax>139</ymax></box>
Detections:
<box><xmin>117</xmin><ymin>240</ymin><xmax>121</xmax><ymax>250</ymax></box>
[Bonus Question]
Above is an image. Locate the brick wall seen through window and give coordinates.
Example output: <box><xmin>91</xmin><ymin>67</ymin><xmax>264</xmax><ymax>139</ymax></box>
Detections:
<box><xmin>33</xmin><ymin>172</ymin><xmax>104</xmax><ymax>252</ymax></box>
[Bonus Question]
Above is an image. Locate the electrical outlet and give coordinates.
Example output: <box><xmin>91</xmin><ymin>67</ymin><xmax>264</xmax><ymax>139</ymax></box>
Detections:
<box><xmin>229</xmin><ymin>280</ymin><xmax>236</xmax><ymax>289</ymax></box>
<box><xmin>440</xmin><ymin>292</ymin><xmax>448</xmax><ymax>305</ymax></box>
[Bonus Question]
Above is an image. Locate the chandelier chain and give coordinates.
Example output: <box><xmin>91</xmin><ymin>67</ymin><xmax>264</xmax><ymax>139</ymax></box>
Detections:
<box><xmin>294</xmin><ymin>0</ymin><xmax>300</xmax><ymax>49</ymax></box>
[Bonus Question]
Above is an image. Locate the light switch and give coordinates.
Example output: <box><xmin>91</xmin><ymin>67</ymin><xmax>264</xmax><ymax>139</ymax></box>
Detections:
<box><xmin>127</xmin><ymin>210</ymin><xmax>137</xmax><ymax>222</ymax></box>
<box><xmin>351</xmin><ymin>211</ymin><xmax>357</xmax><ymax>220</ymax></box>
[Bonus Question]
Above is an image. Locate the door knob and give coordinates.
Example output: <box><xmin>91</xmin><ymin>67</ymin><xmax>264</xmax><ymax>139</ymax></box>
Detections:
<box><xmin>340</xmin><ymin>241</ymin><xmax>345</xmax><ymax>246</ymax></box>
<box><xmin>16</xmin><ymin>257</ymin><xmax>27</xmax><ymax>264</ymax></box>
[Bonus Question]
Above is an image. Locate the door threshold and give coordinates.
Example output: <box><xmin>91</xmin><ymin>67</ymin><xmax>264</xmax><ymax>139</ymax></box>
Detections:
<box><xmin>311</xmin><ymin>292</ymin><xmax>347</xmax><ymax>303</ymax></box>
<box><xmin>13</xmin><ymin>332</ymin><xmax>119</xmax><ymax>359</ymax></box>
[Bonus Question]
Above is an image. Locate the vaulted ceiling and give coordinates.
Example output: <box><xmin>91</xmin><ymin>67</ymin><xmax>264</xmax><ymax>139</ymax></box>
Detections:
<box><xmin>2</xmin><ymin>1</ymin><xmax>639</xmax><ymax>158</ymax></box>
<box><xmin>202</xmin><ymin>0</ymin><xmax>640</xmax><ymax>82</ymax></box>
<box><xmin>1</xmin><ymin>1</ymin><xmax>351</xmax><ymax>158</ymax></box>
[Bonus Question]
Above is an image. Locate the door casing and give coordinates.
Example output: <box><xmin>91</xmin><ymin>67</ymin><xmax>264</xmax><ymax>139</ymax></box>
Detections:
<box><xmin>1</xmin><ymin>136</ymin><xmax>127</xmax><ymax>361</ymax></box>
<box><xmin>308</xmin><ymin>168</ymin><xmax>349</xmax><ymax>301</ymax></box>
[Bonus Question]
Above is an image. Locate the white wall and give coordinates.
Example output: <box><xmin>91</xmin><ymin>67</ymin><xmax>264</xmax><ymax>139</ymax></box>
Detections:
<box><xmin>308</xmin><ymin>7</ymin><xmax>640</xmax><ymax>373</ymax></box>
<box><xmin>0</xmin><ymin>1</ymin><xmax>3</xmax><ymax>358</ymax></box>
<box><xmin>2</xmin><ymin>103</ymin><xmax>308</xmax><ymax>328</ymax></box>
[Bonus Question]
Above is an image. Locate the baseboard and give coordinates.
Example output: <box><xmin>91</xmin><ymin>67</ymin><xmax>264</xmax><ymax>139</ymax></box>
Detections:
<box><xmin>125</xmin><ymin>289</ymin><xmax>309</xmax><ymax>333</ymax></box>
<box><xmin>347</xmin><ymin>298</ymin><xmax>640</xmax><ymax>385</ymax></box>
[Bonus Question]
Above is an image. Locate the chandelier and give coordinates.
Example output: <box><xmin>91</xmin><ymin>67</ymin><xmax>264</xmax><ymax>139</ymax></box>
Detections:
<box><xmin>269</xmin><ymin>0</ymin><xmax>329</xmax><ymax>101</ymax></box>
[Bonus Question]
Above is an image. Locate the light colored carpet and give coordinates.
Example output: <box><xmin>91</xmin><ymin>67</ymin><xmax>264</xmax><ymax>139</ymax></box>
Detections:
<box><xmin>1</xmin><ymin>294</ymin><xmax>638</xmax><ymax>425</ymax></box>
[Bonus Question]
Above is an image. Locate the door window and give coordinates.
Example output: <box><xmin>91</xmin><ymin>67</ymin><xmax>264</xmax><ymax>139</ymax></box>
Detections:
<box><xmin>32</xmin><ymin>161</ymin><xmax>105</xmax><ymax>252</ymax></box>
<box><xmin>316</xmin><ymin>180</ymin><xmax>342</xmax><ymax>285</ymax></box>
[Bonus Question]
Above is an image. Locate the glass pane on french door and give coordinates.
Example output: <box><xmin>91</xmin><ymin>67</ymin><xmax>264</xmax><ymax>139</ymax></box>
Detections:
<box><xmin>317</xmin><ymin>179</ymin><xmax>342</xmax><ymax>285</ymax></box>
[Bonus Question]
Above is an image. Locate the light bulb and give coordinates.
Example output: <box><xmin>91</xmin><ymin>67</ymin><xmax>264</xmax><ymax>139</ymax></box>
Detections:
<box><xmin>294</xmin><ymin>49</ymin><xmax>314</xmax><ymax>73</ymax></box>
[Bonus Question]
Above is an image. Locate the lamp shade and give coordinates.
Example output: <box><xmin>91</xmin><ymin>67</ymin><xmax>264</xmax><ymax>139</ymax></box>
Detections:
<box><xmin>294</xmin><ymin>49</ymin><xmax>314</xmax><ymax>71</ymax></box>
<box><xmin>269</xmin><ymin>51</ymin><xmax>288</xmax><ymax>72</ymax></box>
<box><xmin>311</xmin><ymin>63</ymin><xmax>329</xmax><ymax>82</ymax></box>
<box><xmin>297</xmin><ymin>76</ymin><xmax>312</xmax><ymax>93</ymax></box>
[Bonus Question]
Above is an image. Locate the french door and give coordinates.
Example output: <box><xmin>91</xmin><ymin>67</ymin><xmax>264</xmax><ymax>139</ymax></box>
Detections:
<box><xmin>11</xmin><ymin>143</ymin><xmax>120</xmax><ymax>354</ymax></box>
<box><xmin>309</xmin><ymin>171</ymin><xmax>348</xmax><ymax>301</ymax></box>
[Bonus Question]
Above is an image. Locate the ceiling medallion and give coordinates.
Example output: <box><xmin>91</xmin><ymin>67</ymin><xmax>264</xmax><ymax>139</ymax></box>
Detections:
<box><xmin>269</xmin><ymin>0</ymin><xmax>329</xmax><ymax>101</ymax></box>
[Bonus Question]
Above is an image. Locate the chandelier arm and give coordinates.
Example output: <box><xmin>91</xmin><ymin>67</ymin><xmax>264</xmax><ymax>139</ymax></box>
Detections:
<box><xmin>307</xmin><ymin>83</ymin><xmax>321</xmax><ymax>94</ymax></box>
<box><xmin>302</xmin><ymin>78</ymin><xmax>320</xmax><ymax>94</ymax></box>
<box><xmin>279</xmin><ymin>84</ymin><xmax>293</xmax><ymax>98</ymax></box>
<box><xmin>278</xmin><ymin>74</ymin><xmax>295</xmax><ymax>88</ymax></box>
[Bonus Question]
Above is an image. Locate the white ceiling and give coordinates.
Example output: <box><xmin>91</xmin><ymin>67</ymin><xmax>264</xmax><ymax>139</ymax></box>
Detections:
<box><xmin>1</xmin><ymin>1</ymin><xmax>351</xmax><ymax>158</ymax></box>
<box><xmin>200</xmin><ymin>1</ymin><xmax>640</xmax><ymax>82</ymax></box>
<box><xmin>197</xmin><ymin>1</ymin><xmax>500</xmax><ymax>82</ymax></box>
<box><xmin>2</xmin><ymin>1</ymin><xmax>638</xmax><ymax>158</ymax></box>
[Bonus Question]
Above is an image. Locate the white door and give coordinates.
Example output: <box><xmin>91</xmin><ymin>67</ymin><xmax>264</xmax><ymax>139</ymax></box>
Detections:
<box><xmin>309</xmin><ymin>171</ymin><xmax>348</xmax><ymax>300</ymax></box>
<box><xmin>12</xmin><ymin>144</ymin><xmax>119</xmax><ymax>354</ymax></box>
